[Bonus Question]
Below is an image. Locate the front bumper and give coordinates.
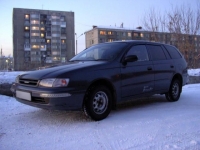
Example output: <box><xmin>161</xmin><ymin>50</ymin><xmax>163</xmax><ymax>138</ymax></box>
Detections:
<box><xmin>10</xmin><ymin>83</ymin><xmax>85</xmax><ymax>111</ymax></box>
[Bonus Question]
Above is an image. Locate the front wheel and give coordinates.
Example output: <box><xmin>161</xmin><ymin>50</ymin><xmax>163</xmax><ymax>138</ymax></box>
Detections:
<box><xmin>165</xmin><ymin>79</ymin><xmax>181</xmax><ymax>102</ymax></box>
<box><xmin>83</xmin><ymin>86</ymin><xmax>112</xmax><ymax>121</ymax></box>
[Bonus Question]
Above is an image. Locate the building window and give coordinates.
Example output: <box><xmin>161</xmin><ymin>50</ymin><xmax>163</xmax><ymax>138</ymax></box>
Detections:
<box><xmin>24</xmin><ymin>44</ymin><xmax>30</xmax><ymax>48</ymax></box>
<box><xmin>52</xmin><ymin>51</ymin><xmax>60</xmax><ymax>55</ymax></box>
<box><xmin>100</xmin><ymin>31</ymin><xmax>106</xmax><ymax>35</ymax></box>
<box><xmin>25</xmin><ymin>26</ymin><xmax>29</xmax><ymax>30</ymax></box>
<box><xmin>52</xmin><ymin>39</ymin><xmax>60</xmax><ymax>43</ymax></box>
<box><xmin>108</xmin><ymin>39</ymin><xmax>113</xmax><ymax>42</ymax></box>
<box><xmin>51</xmin><ymin>15</ymin><xmax>60</xmax><ymax>19</ymax></box>
<box><xmin>31</xmin><ymin>26</ymin><xmax>39</xmax><ymax>30</ymax></box>
<box><xmin>128</xmin><ymin>32</ymin><xmax>132</xmax><ymax>37</ymax></box>
<box><xmin>122</xmin><ymin>32</ymin><xmax>126</xmax><ymax>36</ymax></box>
<box><xmin>47</xmin><ymin>39</ymin><xmax>51</xmax><ymax>43</ymax></box>
<box><xmin>52</xmin><ymin>33</ymin><xmax>60</xmax><ymax>37</ymax></box>
<box><xmin>41</xmin><ymin>27</ymin><xmax>45</xmax><ymax>31</ymax></box>
<box><xmin>108</xmin><ymin>31</ymin><xmax>113</xmax><ymax>35</ymax></box>
<box><xmin>100</xmin><ymin>38</ymin><xmax>105</xmax><ymax>43</ymax></box>
<box><xmin>25</xmin><ymin>14</ymin><xmax>30</xmax><ymax>19</ymax></box>
<box><xmin>52</xmin><ymin>26</ymin><xmax>60</xmax><ymax>31</ymax></box>
<box><xmin>61</xmin><ymin>40</ymin><xmax>66</xmax><ymax>43</ymax></box>
<box><xmin>32</xmin><ymin>45</ymin><xmax>39</xmax><ymax>49</ymax></box>
<box><xmin>30</xmin><ymin>14</ymin><xmax>39</xmax><ymax>18</ymax></box>
<box><xmin>41</xmin><ymin>45</ymin><xmax>46</xmax><ymax>49</ymax></box>
<box><xmin>41</xmin><ymin>33</ymin><xmax>45</xmax><ymax>38</ymax></box>
<box><xmin>31</xmin><ymin>20</ymin><xmax>39</xmax><ymax>24</ymax></box>
<box><xmin>31</xmin><ymin>33</ymin><xmax>40</xmax><ymax>36</ymax></box>
<box><xmin>140</xmin><ymin>33</ymin><xmax>144</xmax><ymax>38</ymax></box>
<box><xmin>24</xmin><ymin>32</ymin><xmax>29</xmax><ymax>37</ymax></box>
<box><xmin>133</xmin><ymin>33</ymin><xmax>139</xmax><ymax>37</ymax></box>
<box><xmin>31</xmin><ymin>39</ymin><xmax>36</xmax><ymax>42</ymax></box>
<box><xmin>52</xmin><ymin>21</ymin><xmax>60</xmax><ymax>25</ymax></box>
<box><xmin>25</xmin><ymin>39</ymin><xmax>29</xmax><ymax>44</ymax></box>
<box><xmin>60</xmin><ymin>16</ymin><xmax>65</xmax><ymax>21</ymax></box>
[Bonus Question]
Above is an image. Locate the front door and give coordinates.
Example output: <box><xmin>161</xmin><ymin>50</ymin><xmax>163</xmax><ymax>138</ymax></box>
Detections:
<box><xmin>121</xmin><ymin>45</ymin><xmax>154</xmax><ymax>98</ymax></box>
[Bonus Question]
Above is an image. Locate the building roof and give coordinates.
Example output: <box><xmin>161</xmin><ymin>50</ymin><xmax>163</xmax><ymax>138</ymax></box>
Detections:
<box><xmin>84</xmin><ymin>25</ymin><xmax>146</xmax><ymax>33</ymax></box>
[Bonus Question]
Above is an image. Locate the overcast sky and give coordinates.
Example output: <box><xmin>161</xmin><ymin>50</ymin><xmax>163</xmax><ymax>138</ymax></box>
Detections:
<box><xmin>0</xmin><ymin>0</ymin><xmax>198</xmax><ymax>56</ymax></box>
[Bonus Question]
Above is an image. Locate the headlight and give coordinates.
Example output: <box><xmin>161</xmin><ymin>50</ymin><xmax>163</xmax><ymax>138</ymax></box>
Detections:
<box><xmin>15</xmin><ymin>75</ymin><xmax>20</xmax><ymax>83</ymax></box>
<box><xmin>39</xmin><ymin>78</ymin><xmax>70</xmax><ymax>87</ymax></box>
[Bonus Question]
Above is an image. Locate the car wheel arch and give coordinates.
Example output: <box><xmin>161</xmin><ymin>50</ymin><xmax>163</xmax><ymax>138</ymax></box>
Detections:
<box><xmin>171</xmin><ymin>73</ymin><xmax>183</xmax><ymax>89</ymax></box>
<box><xmin>82</xmin><ymin>79</ymin><xmax>117</xmax><ymax>110</ymax></box>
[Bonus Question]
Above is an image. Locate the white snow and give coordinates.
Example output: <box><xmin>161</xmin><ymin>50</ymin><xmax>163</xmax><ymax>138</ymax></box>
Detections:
<box><xmin>188</xmin><ymin>68</ymin><xmax>200</xmax><ymax>76</ymax></box>
<box><xmin>0</xmin><ymin>70</ymin><xmax>200</xmax><ymax>150</ymax></box>
<box><xmin>0</xmin><ymin>71</ymin><xmax>25</xmax><ymax>84</ymax></box>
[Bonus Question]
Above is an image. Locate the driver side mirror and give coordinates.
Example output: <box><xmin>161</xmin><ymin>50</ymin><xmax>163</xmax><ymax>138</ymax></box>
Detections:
<box><xmin>122</xmin><ymin>55</ymin><xmax>138</xmax><ymax>65</ymax></box>
<box><xmin>124</xmin><ymin>55</ymin><xmax>138</xmax><ymax>62</ymax></box>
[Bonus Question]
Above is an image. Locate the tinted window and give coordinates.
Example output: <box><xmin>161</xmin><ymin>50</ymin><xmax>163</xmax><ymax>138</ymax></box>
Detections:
<box><xmin>146</xmin><ymin>45</ymin><xmax>166</xmax><ymax>60</ymax></box>
<box><xmin>164</xmin><ymin>45</ymin><xmax>182</xmax><ymax>59</ymax></box>
<box><xmin>126</xmin><ymin>45</ymin><xmax>149</xmax><ymax>61</ymax></box>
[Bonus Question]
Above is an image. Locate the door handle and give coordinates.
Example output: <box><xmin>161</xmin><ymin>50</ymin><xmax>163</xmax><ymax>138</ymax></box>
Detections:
<box><xmin>147</xmin><ymin>67</ymin><xmax>152</xmax><ymax>71</ymax></box>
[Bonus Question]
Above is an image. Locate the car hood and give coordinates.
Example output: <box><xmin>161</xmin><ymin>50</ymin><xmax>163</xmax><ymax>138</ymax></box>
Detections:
<box><xmin>19</xmin><ymin>61</ymin><xmax>108</xmax><ymax>80</ymax></box>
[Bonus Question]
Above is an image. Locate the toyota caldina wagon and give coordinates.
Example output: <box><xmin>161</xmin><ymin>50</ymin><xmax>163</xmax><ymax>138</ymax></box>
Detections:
<box><xmin>11</xmin><ymin>41</ymin><xmax>188</xmax><ymax>121</ymax></box>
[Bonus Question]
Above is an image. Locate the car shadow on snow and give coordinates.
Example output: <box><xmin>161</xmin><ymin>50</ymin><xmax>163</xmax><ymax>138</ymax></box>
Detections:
<box><xmin>18</xmin><ymin>95</ymin><xmax>169</xmax><ymax>123</ymax></box>
<box><xmin>116</xmin><ymin>94</ymin><xmax>168</xmax><ymax>110</ymax></box>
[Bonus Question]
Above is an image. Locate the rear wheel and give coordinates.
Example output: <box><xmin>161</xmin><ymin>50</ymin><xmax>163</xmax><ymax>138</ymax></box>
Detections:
<box><xmin>83</xmin><ymin>85</ymin><xmax>112</xmax><ymax>121</ymax></box>
<box><xmin>165</xmin><ymin>79</ymin><xmax>181</xmax><ymax>102</ymax></box>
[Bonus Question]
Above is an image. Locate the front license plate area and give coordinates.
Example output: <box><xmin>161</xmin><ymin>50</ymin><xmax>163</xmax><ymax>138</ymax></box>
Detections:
<box><xmin>16</xmin><ymin>90</ymin><xmax>31</xmax><ymax>101</ymax></box>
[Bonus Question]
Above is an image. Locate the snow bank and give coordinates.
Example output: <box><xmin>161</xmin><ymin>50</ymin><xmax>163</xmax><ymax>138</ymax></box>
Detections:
<box><xmin>0</xmin><ymin>71</ymin><xmax>25</xmax><ymax>84</ymax></box>
<box><xmin>188</xmin><ymin>68</ymin><xmax>200</xmax><ymax>76</ymax></box>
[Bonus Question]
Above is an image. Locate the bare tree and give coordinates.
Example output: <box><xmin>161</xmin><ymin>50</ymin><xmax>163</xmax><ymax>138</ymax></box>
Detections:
<box><xmin>141</xmin><ymin>2</ymin><xmax>200</xmax><ymax>68</ymax></box>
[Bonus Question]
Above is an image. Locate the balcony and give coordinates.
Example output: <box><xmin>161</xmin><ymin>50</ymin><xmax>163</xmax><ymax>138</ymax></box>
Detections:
<box><xmin>24</xmin><ymin>44</ymin><xmax>31</xmax><ymax>51</ymax></box>
<box><xmin>40</xmin><ymin>45</ymin><xmax>46</xmax><ymax>51</ymax></box>
<box><xmin>60</xmin><ymin>34</ymin><xmax>66</xmax><ymax>39</ymax></box>
<box><xmin>46</xmin><ymin>33</ymin><xmax>52</xmax><ymax>39</ymax></box>
<box><xmin>60</xmin><ymin>22</ymin><xmax>66</xmax><ymax>27</ymax></box>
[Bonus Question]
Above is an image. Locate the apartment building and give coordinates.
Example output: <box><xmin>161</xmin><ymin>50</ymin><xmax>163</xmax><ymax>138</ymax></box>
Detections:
<box><xmin>85</xmin><ymin>26</ymin><xmax>200</xmax><ymax>68</ymax></box>
<box><xmin>13</xmin><ymin>8</ymin><xmax>75</xmax><ymax>71</ymax></box>
<box><xmin>85</xmin><ymin>26</ymin><xmax>179</xmax><ymax>47</ymax></box>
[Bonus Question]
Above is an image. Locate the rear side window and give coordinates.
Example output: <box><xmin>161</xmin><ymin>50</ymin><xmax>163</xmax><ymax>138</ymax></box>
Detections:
<box><xmin>164</xmin><ymin>45</ymin><xmax>182</xmax><ymax>59</ymax></box>
<box><xmin>146</xmin><ymin>45</ymin><xmax>166</xmax><ymax>60</ymax></box>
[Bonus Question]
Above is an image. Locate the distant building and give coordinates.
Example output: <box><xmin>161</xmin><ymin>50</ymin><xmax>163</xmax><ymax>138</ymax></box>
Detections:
<box><xmin>85</xmin><ymin>26</ymin><xmax>182</xmax><ymax>47</ymax></box>
<box><xmin>13</xmin><ymin>8</ymin><xmax>75</xmax><ymax>71</ymax></box>
<box><xmin>85</xmin><ymin>26</ymin><xmax>200</xmax><ymax>68</ymax></box>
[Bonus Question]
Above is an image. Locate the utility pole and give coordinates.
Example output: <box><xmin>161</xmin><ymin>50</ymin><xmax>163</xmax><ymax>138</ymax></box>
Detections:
<box><xmin>75</xmin><ymin>33</ymin><xmax>83</xmax><ymax>55</ymax></box>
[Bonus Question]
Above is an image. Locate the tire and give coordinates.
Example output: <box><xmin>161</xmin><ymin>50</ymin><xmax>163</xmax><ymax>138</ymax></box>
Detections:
<box><xmin>165</xmin><ymin>79</ymin><xmax>181</xmax><ymax>102</ymax></box>
<box><xmin>83</xmin><ymin>85</ymin><xmax>112</xmax><ymax>121</ymax></box>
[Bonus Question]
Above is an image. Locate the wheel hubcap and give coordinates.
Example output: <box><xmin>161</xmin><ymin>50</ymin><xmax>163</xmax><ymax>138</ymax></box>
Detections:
<box><xmin>172</xmin><ymin>83</ymin><xmax>179</xmax><ymax>98</ymax></box>
<box><xmin>93</xmin><ymin>91</ymin><xmax>108</xmax><ymax>114</ymax></box>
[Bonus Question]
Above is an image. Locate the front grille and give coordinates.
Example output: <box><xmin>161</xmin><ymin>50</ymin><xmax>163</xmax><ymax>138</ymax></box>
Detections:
<box><xmin>32</xmin><ymin>97</ymin><xmax>48</xmax><ymax>104</ymax></box>
<box><xmin>19</xmin><ymin>78</ymin><xmax>39</xmax><ymax>86</ymax></box>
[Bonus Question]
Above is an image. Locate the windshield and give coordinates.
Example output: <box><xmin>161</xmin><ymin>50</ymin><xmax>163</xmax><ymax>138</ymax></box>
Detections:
<box><xmin>70</xmin><ymin>42</ymin><xmax>128</xmax><ymax>61</ymax></box>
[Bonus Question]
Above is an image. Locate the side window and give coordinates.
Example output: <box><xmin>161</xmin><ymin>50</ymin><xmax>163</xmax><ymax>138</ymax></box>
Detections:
<box><xmin>146</xmin><ymin>45</ymin><xmax>166</xmax><ymax>60</ymax></box>
<box><xmin>126</xmin><ymin>45</ymin><xmax>149</xmax><ymax>61</ymax></box>
<box><xmin>164</xmin><ymin>45</ymin><xmax>182</xmax><ymax>59</ymax></box>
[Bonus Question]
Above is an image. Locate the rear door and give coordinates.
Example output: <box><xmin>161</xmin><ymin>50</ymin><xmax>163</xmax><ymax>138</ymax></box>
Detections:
<box><xmin>121</xmin><ymin>44</ymin><xmax>154</xmax><ymax>98</ymax></box>
<box><xmin>146</xmin><ymin>44</ymin><xmax>175</xmax><ymax>92</ymax></box>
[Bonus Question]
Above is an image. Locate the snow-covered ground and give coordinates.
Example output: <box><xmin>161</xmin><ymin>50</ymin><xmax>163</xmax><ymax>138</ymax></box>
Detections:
<box><xmin>0</xmin><ymin>69</ymin><xmax>200</xmax><ymax>150</ymax></box>
<box><xmin>1</xmin><ymin>84</ymin><xmax>200</xmax><ymax>150</ymax></box>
